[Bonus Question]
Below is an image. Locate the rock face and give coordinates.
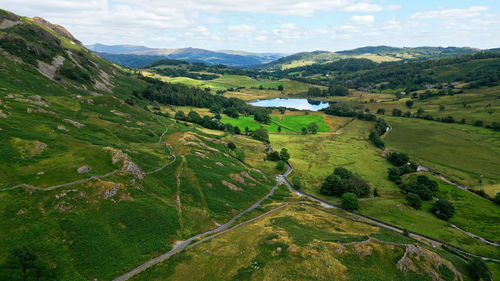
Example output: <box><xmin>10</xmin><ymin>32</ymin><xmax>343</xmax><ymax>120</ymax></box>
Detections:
<box><xmin>77</xmin><ymin>165</ymin><xmax>91</xmax><ymax>174</ymax></box>
<box><xmin>103</xmin><ymin>183</ymin><xmax>121</xmax><ymax>199</ymax></box>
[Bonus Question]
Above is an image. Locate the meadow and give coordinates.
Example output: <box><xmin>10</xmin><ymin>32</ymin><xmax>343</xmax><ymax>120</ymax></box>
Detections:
<box><xmin>132</xmin><ymin>204</ymin><xmax>465</xmax><ymax>281</ymax></box>
<box><xmin>383</xmin><ymin>117</ymin><xmax>500</xmax><ymax>186</ymax></box>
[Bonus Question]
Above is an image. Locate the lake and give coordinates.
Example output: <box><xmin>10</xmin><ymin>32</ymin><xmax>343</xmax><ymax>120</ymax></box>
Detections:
<box><xmin>248</xmin><ymin>98</ymin><xmax>330</xmax><ymax>111</ymax></box>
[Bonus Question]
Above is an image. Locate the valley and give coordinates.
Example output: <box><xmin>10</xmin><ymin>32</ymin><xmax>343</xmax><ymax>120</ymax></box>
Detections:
<box><xmin>0</xmin><ymin>6</ymin><xmax>499</xmax><ymax>281</ymax></box>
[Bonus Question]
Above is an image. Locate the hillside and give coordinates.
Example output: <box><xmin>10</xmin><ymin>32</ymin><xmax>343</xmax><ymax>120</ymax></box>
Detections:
<box><xmin>0</xmin><ymin>9</ymin><xmax>278</xmax><ymax>280</ymax></box>
<box><xmin>87</xmin><ymin>44</ymin><xmax>284</xmax><ymax>68</ymax></box>
<box><xmin>257</xmin><ymin>46</ymin><xmax>480</xmax><ymax>71</ymax></box>
<box><xmin>1</xmin><ymin>8</ymin><xmax>499</xmax><ymax>281</ymax></box>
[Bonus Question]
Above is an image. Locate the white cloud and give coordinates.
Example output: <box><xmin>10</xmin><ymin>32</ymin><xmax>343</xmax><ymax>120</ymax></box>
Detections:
<box><xmin>411</xmin><ymin>6</ymin><xmax>489</xmax><ymax>19</ymax></box>
<box><xmin>349</xmin><ymin>15</ymin><xmax>374</xmax><ymax>25</ymax></box>
<box><xmin>342</xmin><ymin>3</ymin><xmax>383</xmax><ymax>13</ymax></box>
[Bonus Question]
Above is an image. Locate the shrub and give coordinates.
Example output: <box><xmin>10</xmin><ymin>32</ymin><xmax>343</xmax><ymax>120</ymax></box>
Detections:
<box><xmin>307</xmin><ymin>122</ymin><xmax>319</xmax><ymax>134</ymax></box>
<box><xmin>493</xmin><ymin>192</ymin><xmax>500</xmax><ymax>205</ymax></box>
<box><xmin>466</xmin><ymin>257</ymin><xmax>491</xmax><ymax>281</ymax></box>
<box><xmin>341</xmin><ymin>193</ymin><xmax>359</xmax><ymax>210</ymax></box>
<box><xmin>291</xmin><ymin>176</ymin><xmax>303</xmax><ymax>189</ymax></box>
<box><xmin>276</xmin><ymin>161</ymin><xmax>286</xmax><ymax>172</ymax></box>
<box><xmin>406</xmin><ymin>193</ymin><xmax>422</xmax><ymax>209</ymax></box>
<box><xmin>432</xmin><ymin>199</ymin><xmax>455</xmax><ymax>220</ymax></box>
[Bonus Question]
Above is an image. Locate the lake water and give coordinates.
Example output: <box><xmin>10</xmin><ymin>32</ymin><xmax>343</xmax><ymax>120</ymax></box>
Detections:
<box><xmin>248</xmin><ymin>98</ymin><xmax>330</xmax><ymax>111</ymax></box>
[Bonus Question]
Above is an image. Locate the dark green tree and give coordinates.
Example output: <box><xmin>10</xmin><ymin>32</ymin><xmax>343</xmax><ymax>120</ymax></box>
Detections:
<box><xmin>405</xmin><ymin>100</ymin><xmax>414</xmax><ymax>108</ymax></box>
<box><xmin>301</xmin><ymin>127</ymin><xmax>308</xmax><ymax>135</ymax></box>
<box><xmin>341</xmin><ymin>193</ymin><xmax>359</xmax><ymax>210</ymax></box>
<box><xmin>280</xmin><ymin>148</ymin><xmax>290</xmax><ymax>162</ymax></box>
<box><xmin>406</xmin><ymin>193</ymin><xmax>422</xmax><ymax>209</ymax></box>
<box><xmin>466</xmin><ymin>257</ymin><xmax>491</xmax><ymax>281</ymax></box>
<box><xmin>227</xmin><ymin>142</ymin><xmax>236</xmax><ymax>150</ymax></box>
<box><xmin>432</xmin><ymin>199</ymin><xmax>455</xmax><ymax>220</ymax></box>
<box><xmin>308</xmin><ymin>122</ymin><xmax>319</xmax><ymax>134</ymax></box>
<box><xmin>320</xmin><ymin>174</ymin><xmax>345</xmax><ymax>196</ymax></box>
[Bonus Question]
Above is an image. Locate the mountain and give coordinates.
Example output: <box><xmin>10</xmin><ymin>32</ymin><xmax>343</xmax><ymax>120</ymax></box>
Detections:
<box><xmin>95</xmin><ymin>52</ymin><xmax>166</xmax><ymax>68</ymax></box>
<box><xmin>257</xmin><ymin>45</ymin><xmax>480</xmax><ymax>71</ymax></box>
<box><xmin>86</xmin><ymin>44</ymin><xmax>285</xmax><ymax>68</ymax></box>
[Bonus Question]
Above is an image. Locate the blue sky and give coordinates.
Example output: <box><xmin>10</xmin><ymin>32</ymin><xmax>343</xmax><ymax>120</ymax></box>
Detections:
<box><xmin>3</xmin><ymin>0</ymin><xmax>500</xmax><ymax>53</ymax></box>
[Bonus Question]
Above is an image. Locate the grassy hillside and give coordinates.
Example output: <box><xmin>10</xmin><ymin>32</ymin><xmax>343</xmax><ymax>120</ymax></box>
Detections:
<box><xmin>0</xmin><ymin>10</ymin><xmax>277</xmax><ymax>280</ymax></box>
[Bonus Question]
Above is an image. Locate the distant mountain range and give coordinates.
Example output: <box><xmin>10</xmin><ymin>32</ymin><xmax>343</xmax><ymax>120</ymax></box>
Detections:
<box><xmin>86</xmin><ymin>44</ymin><xmax>285</xmax><ymax>68</ymax></box>
<box><xmin>255</xmin><ymin>46</ymin><xmax>481</xmax><ymax>71</ymax></box>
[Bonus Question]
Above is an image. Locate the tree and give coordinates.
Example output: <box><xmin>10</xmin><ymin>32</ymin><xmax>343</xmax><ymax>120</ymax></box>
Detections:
<box><xmin>267</xmin><ymin>151</ymin><xmax>281</xmax><ymax>161</ymax></box>
<box><xmin>474</xmin><ymin>120</ymin><xmax>484</xmax><ymax>127</ymax></box>
<box><xmin>276</xmin><ymin>161</ymin><xmax>286</xmax><ymax>172</ymax></box>
<box><xmin>320</xmin><ymin>174</ymin><xmax>345</xmax><ymax>196</ymax></box>
<box><xmin>280</xmin><ymin>148</ymin><xmax>290</xmax><ymax>162</ymax></box>
<box><xmin>439</xmin><ymin>104</ymin><xmax>446</xmax><ymax>111</ymax></box>
<box><xmin>227</xmin><ymin>142</ymin><xmax>236</xmax><ymax>150</ymax></box>
<box><xmin>301</xmin><ymin>127</ymin><xmax>308</xmax><ymax>135</ymax></box>
<box><xmin>377</xmin><ymin>108</ymin><xmax>385</xmax><ymax>115</ymax></box>
<box><xmin>406</xmin><ymin>193</ymin><xmax>422</xmax><ymax>209</ymax></box>
<box><xmin>373</xmin><ymin>188</ymin><xmax>380</xmax><ymax>197</ymax></box>
<box><xmin>387</xmin><ymin>152</ymin><xmax>409</xmax><ymax>166</ymax></box>
<box><xmin>254</xmin><ymin>111</ymin><xmax>270</xmax><ymax>123</ymax></box>
<box><xmin>333</xmin><ymin>167</ymin><xmax>353</xmax><ymax>179</ymax></box>
<box><xmin>346</xmin><ymin>174</ymin><xmax>371</xmax><ymax>198</ymax></box>
<box><xmin>223</xmin><ymin>123</ymin><xmax>234</xmax><ymax>133</ymax></box>
<box><xmin>417</xmin><ymin>108</ymin><xmax>425</xmax><ymax>115</ymax></box>
<box><xmin>0</xmin><ymin>247</ymin><xmax>56</xmax><ymax>281</ymax></box>
<box><xmin>341</xmin><ymin>193</ymin><xmax>359</xmax><ymax>210</ymax></box>
<box><xmin>493</xmin><ymin>192</ymin><xmax>500</xmax><ymax>205</ymax></box>
<box><xmin>253</xmin><ymin>127</ymin><xmax>269</xmax><ymax>142</ymax></box>
<box><xmin>175</xmin><ymin>110</ymin><xmax>187</xmax><ymax>121</ymax></box>
<box><xmin>466</xmin><ymin>257</ymin><xmax>491</xmax><ymax>281</ymax></box>
<box><xmin>277</xmin><ymin>126</ymin><xmax>282</xmax><ymax>133</ymax></box>
<box><xmin>188</xmin><ymin>110</ymin><xmax>202</xmax><ymax>124</ymax></box>
<box><xmin>307</xmin><ymin>122</ymin><xmax>319</xmax><ymax>134</ymax></box>
<box><xmin>234</xmin><ymin>126</ymin><xmax>241</xmax><ymax>134</ymax></box>
<box><xmin>405</xmin><ymin>100</ymin><xmax>414</xmax><ymax>108</ymax></box>
<box><xmin>392</xmin><ymin>108</ymin><xmax>403</xmax><ymax>116</ymax></box>
<box><xmin>291</xmin><ymin>176</ymin><xmax>303</xmax><ymax>189</ymax></box>
<box><xmin>432</xmin><ymin>199</ymin><xmax>455</xmax><ymax>220</ymax></box>
<box><xmin>245</xmin><ymin>126</ymin><xmax>250</xmax><ymax>134</ymax></box>
<box><xmin>277</xmin><ymin>85</ymin><xmax>284</xmax><ymax>91</ymax></box>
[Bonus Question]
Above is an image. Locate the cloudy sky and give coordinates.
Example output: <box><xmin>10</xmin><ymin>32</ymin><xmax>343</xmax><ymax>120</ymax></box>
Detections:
<box><xmin>3</xmin><ymin>0</ymin><xmax>500</xmax><ymax>53</ymax></box>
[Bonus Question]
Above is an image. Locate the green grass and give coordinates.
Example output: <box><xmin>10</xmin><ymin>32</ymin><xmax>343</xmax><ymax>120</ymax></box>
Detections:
<box><xmin>271</xmin><ymin>114</ymin><xmax>330</xmax><ymax>132</ymax></box>
<box><xmin>384</xmin><ymin>117</ymin><xmax>500</xmax><ymax>186</ymax></box>
<box><xmin>221</xmin><ymin>113</ymin><xmax>331</xmax><ymax>134</ymax></box>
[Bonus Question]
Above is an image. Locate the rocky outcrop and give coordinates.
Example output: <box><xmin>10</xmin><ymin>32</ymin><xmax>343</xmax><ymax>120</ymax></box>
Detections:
<box><xmin>64</xmin><ymin>118</ymin><xmax>85</xmax><ymax>128</ymax></box>
<box><xmin>77</xmin><ymin>165</ymin><xmax>91</xmax><ymax>174</ymax></box>
<box><xmin>121</xmin><ymin>160</ymin><xmax>145</xmax><ymax>180</ymax></box>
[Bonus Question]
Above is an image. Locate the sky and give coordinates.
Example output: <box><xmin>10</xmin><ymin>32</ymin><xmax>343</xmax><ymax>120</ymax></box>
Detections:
<box><xmin>2</xmin><ymin>0</ymin><xmax>500</xmax><ymax>53</ymax></box>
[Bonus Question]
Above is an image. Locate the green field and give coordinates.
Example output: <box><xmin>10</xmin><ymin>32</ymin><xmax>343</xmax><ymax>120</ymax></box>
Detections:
<box><xmin>222</xmin><ymin>113</ymin><xmax>331</xmax><ymax>133</ymax></box>
<box><xmin>384</xmin><ymin>117</ymin><xmax>500</xmax><ymax>186</ymax></box>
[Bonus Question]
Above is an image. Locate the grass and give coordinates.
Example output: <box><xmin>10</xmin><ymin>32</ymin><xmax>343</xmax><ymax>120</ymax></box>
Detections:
<box><xmin>270</xmin><ymin>119</ymin><xmax>395</xmax><ymax>198</ymax></box>
<box><xmin>131</xmin><ymin>204</ymin><xmax>468</xmax><ymax>281</ymax></box>
<box><xmin>383</xmin><ymin>117</ymin><xmax>500</xmax><ymax>186</ymax></box>
<box><xmin>221</xmin><ymin>112</ymin><xmax>332</xmax><ymax>133</ymax></box>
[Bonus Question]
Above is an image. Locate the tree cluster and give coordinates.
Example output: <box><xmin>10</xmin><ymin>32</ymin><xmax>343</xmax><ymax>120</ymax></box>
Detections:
<box><xmin>320</xmin><ymin>167</ymin><xmax>371</xmax><ymax>198</ymax></box>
